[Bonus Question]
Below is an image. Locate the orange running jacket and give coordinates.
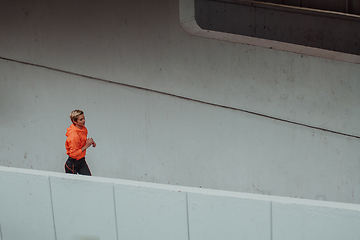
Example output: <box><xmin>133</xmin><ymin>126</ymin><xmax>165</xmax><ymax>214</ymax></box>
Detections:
<box><xmin>65</xmin><ymin>124</ymin><xmax>88</xmax><ymax>160</ymax></box>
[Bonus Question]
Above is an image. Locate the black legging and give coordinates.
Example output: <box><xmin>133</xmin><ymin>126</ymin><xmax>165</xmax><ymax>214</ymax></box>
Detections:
<box><xmin>65</xmin><ymin>157</ymin><xmax>92</xmax><ymax>176</ymax></box>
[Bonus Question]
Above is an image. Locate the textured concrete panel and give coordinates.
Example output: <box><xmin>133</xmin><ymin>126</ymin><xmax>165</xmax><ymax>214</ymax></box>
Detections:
<box><xmin>1</xmin><ymin>0</ymin><xmax>360</xmax><ymax>205</ymax></box>
<box><xmin>50</xmin><ymin>175</ymin><xmax>117</xmax><ymax>240</ymax></box>
<box><xmin>2</xmin><ymin>59</ymin><xmax>360</xmax><ymax>205</ymax></box>
<box><xmin>114</xmin><ymin>184</ymin><xmax>188</xmax><ymax>240</ymax></box>
<box><xmin>273</xmin><ymin>201</ymin><xmax>360</xmax><ymax>240</ymax></box>
<box><xmin>3</xmin><ymin>166</ymin><xmax>360</xmax><ymax>240</ymax></box>
<box><xmin>188</xmin><ymin>192</ymin><xmax>271</xmax><ymax>240</ymax></box>
<box><xmin>0</xmin><ymin>168</ymin><xmax>55</xmax><ymax>240</ymax></box>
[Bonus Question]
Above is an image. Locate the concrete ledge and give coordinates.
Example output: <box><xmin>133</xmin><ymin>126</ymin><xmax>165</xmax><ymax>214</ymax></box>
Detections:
<box><xmin>0</xmin><ymin>169</ymin><xmax>55</xmax><ymax>240</ymax></box>
<box><xmin>1</xmin><ymin>166</ymin><xmax>360</xmax><ymax>240</ymax></box>
<box><xmin>114</xmin><ymin>184</ymin><xmax>188</xmax><ymax>240</ymax></box>
<box><xmin>188</xmin><ymin>192</ymin><xmax>271</xmax><ymax>240</ymax></box>
<box><xmin>272</xmin><ymin>201</ymin><xmax>360</xmax><ymax>240</ymax></box>
<box><xmin>50</xmin><ymin>176</ymin><xmax>118</xmax><ymax>240</ymax></box>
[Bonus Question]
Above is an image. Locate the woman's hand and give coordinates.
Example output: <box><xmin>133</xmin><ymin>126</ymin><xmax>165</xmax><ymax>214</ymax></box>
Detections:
<box><xmin>81</xmin><ymin>138</ymin><xmax>94</xmax><ymax>152</ymax></box>
<box><xmin>92</xmin><ymin>141</ymin><xmax>96</xmax><ymax>148</ymax></box>
<box><xmin>85</xmin><ymin>138</ymin><xmax>94</xmax><ymax>148</ymax></box>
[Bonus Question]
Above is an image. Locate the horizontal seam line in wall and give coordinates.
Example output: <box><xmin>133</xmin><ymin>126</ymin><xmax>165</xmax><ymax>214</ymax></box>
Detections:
<box><xmin>1</xmin><ymin>56</ymin><xmax>359</xmax><ymax>140</ymax></box>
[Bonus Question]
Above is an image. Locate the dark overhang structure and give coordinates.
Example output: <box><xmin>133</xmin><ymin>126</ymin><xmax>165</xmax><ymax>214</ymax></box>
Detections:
<box><xmin>180</xmin><ymin>0</ymin><xmax>360</xmax><ymax>63</ymax></box>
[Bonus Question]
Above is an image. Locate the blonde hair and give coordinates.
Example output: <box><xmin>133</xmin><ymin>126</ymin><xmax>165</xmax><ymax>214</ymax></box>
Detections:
<box><xmin>69</xmin><ymin>110</ymin><xmax>84</xmax><ymax>123</ymax></box>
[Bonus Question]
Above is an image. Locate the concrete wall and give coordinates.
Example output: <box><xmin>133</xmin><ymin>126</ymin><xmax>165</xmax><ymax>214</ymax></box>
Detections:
<box><xmin>1</xmin><ymin>0</ymin><xmax>360</xmax><ymax>204</ymax></box>
<box><xmin>1</xmin><ymin>166</ymin><xmax>360</xmax><ymax>240</ymax></box>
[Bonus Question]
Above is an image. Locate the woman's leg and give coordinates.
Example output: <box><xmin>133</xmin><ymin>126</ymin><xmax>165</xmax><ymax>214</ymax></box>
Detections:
<box><xmin>77</xmin><ymin>159</ymin><xmax>92</xmax><ymax>176</ymax></box>
<box><xmin>64</xmin><ymin>157</ymin><xmax>75</xmax><ymax>174</ymax></box>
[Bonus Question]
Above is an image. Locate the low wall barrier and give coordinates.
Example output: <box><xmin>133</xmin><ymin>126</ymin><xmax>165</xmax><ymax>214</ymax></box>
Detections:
<box><xmin>1</xmin><ymin>166</ymin><xmax>359</xmax><ymax>240</ymax></box>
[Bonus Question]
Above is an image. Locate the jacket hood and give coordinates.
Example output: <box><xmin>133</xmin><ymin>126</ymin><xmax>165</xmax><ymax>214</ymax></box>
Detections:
<box><xmin>66</xmin><ymin>124</ymin><xmax>84</xmax><ymax>137</ymax></box>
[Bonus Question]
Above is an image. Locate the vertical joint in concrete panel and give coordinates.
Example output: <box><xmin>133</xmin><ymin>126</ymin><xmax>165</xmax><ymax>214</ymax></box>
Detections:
<box><xmin>113</xmin><ymin>184</ymin><xmax>119</xmax><ymax>240</ymax></box>
<box><xmin>49</xmin><ymin>176</ymin><xmax>58</xmax><ymax>240</ymax></box>
<box><xmin>186</xmin><ymin>192</ymin><xmax>191</xmax><ymax>240</ymax></box>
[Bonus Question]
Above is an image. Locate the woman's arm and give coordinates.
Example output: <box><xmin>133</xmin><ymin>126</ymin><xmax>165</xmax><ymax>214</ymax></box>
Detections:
<box><xmin>81</xmin><ymin>138</ymin><xmax>94</xmax><ymax>152</ymax></box>
<box><xmin>66</xmin><ymin>135</ymin><xmax>94</xmax><ymax>158</ymax></box>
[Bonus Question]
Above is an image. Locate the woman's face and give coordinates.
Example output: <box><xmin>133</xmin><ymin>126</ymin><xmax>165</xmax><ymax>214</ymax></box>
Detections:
<box><xmin>74</xmin><ymin>114</ymin><xmax>85</xmax><ymax>129</ymax></box>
